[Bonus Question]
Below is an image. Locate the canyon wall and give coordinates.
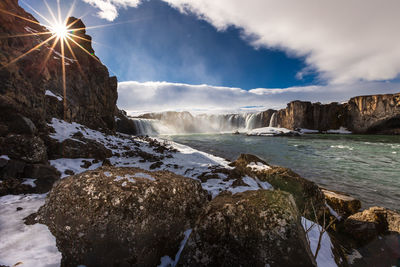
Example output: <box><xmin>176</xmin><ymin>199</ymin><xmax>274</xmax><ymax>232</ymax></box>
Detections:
<box><xmin>0</xmin><ymin>0</ymin><xmax>117</xmax><ymax>132</ymax></box>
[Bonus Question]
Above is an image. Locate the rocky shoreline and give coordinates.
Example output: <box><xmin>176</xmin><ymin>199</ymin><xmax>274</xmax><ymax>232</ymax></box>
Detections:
<box><xmin>1</xmin><ymin>1</ymin><xmax>399</xmax><ymax>266</ymax></box>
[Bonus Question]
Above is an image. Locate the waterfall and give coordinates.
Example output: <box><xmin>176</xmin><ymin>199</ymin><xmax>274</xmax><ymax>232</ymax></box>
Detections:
<box><xmin>131</xmin><ymin>111</ymin><xmax>268</xmax><ymax>135</ymax></box>
<box><xmin>269</xmin><ymin>112</ymin><xmax>277</xmax><ymax>127</ymax></box>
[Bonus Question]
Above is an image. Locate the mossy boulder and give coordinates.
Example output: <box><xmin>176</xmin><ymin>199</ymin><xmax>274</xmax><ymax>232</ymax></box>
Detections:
<box><xmin>37</xmin><ymin>166</ymin><xmax>209</xmax><ymax>267</ymax></box>
<box><xmin>232</xmin><ymin>154</ymin><xmax>325</xmax><ymax>219</ymax></box>
<box><xmin>178</xmin><ymin>190</ymin><xmax>317</xmax><ymax>267</ymax></box>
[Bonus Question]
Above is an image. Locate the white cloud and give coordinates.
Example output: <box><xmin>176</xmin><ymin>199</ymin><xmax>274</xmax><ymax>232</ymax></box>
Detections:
<box><xmin>117</xmin><ymin>81</ymin><xmax>400</xmax><ymax>115</ymax></box>
<box><xmin>82</xmin><ymin>0</ymin><xmax>141</xmax><ymax>21</ymax></box>
<box><xmin>85</xmin><ymin>0</ymin><xmax>400</xmax><ymax>83</ymax></box>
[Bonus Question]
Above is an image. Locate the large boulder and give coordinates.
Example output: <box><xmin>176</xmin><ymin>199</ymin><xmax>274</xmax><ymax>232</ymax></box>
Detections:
<box><xmin>37</xmin><ymin>166</ymin><xmax>209</xmax><ymax>267</ymax></box>
<box><xmin>344</xmin><ymin>206</ymin><xmax>400</xmax><ymax>243</ymax></box>
<box><xmin>232</xmin><ymin>154</ymin><xmax>326</xmax><ymax>219</ymax></box>
<box><xmin>322</xmin><ymin>189</ymin><xmax>361</xmax><ymax>218</ymax></box>
<box><xmin>0</xmin><ymin>135</ymin><xmax>47</xmax><ymax>163</ymax></box>
<box><xmin>179</xmin><ymin>190</ymin><xmax>317</xmax><ymax>267</ymax></box>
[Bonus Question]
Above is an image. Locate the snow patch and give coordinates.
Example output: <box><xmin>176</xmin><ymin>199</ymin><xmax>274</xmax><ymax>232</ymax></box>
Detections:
<box><xmin>0</xmin><ymin>155</ymin><xmax>10</xmax><ymax>160</ymax></box>
<box><xmin>158</xmin><ymin>229</ymin><xmax>192</xmax><ymax>267</ymax></box>
<box><xmin>45</xmin><ymin>90</ymin><xmax>63</xmax><ymax>101</ymax></box>
<box><xmin>247</xmin><ymin>126</ymin><xmax>298</xmax><ymax>136</ymax></box>
<box><xmin>50</xmin><ymin>158</ymin><xmax>102</xmax><ymax>178</ymax></box>
<box><xmin>247</xmin><ymin>161</ymin><xmax>271</xmax><ymax>171</ymax></box>
<box><xmin>302</xmin><ymin>217</ymin><xmax>337</xmax><ymax>267</ymax></box>
<box><xmin>22</xmin><ymin>178</ymin><xmax>37</xmax><ymax>188</ymax></box>
<box><xmin>300</xmin><ymin>128</ymin><xmax>319</xmax><ymax>134</ymax></box>
<box><xmin>327</xmin><ymin>127</ymin><xmax>352</xmax><ymax>134</ymax></box>
<box><xmin>133</xmin><ymin>172</ymin><xmax>155</xmax><ymax>181</ymax></box>
<box><xmin>0</xmin><ymin>194</ymin><xmax>61</xmax><ymax>267</ymax></box>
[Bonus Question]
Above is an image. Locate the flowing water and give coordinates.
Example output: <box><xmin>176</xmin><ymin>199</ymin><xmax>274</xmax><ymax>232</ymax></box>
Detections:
<box><xmin>165</xmin><ymin>133</ymin><xmax>400</xmax><ymax>211</ymax></box>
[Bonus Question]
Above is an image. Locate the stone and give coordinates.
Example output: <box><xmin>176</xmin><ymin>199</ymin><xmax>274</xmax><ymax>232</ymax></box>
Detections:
<box><xmin>322</xmin><ymin>189</ymin><xmax>361</xmax><ymax>218</ymax></box>
<box><xmin>48</xmin><ymin>138</ymin><xmax>112</xmax><ymax>160</ymax></box>
<box><xmin>23</xmin><ymin>164</ymin><xmax>60</xmax><ymax>193</ymax></box>
<box><xmin>179</xmin><ymin>190</ymin><xmax>317</xmax><ymax>267</ymax></box>
<box><xmin>37</xmin><ymin>166</ymin><xmax>209</xmax><ymax>267</ymax></box>
<box><xmin>0</xmin><ymin>159</ymin><xmax>26</xmax><ymax>179</ymax></box>
<box><xmin>344</xmin><ymin>206</ymin><xmax>400</xmax><ymax>243</ymax></box>
<box><xmin>6</xmin><ymin>113</ymin><xmax>37</xmax><ymax>135</ymax></box>
<box><xmin>232</xmin><ymin>154</ymin><xmax>326</xmax><ymax>219</ymax></box>
<box><xmin>0</xmin><ymin>135</ymin><xmax>47</xmax><ymax>163</ymax></box>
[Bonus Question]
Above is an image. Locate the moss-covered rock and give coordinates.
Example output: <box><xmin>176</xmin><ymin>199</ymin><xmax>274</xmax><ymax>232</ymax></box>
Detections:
<box><xmin>179</xmin><ymin>190</ymin><xmax>317</xmax><ymax>267</ymax></box>
<box><xmin>232</xmin><ymin>154</ymin><xmax>325</xmax><ymax>219</ymax></box>
<box><xmin>37</xmin><ymin>166</ymin><xmax>209</xmax><ymax>267</ymax></box>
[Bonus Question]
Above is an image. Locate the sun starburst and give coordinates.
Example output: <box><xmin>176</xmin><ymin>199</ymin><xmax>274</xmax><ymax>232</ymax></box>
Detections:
<box><xmin>0</xmin><ymin>0</ymin><xmax>111</xmax><ymax>121</ymax></box>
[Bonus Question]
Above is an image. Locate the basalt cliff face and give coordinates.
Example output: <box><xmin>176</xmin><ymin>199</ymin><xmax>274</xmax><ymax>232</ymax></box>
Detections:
<box><xmin>276</xmin><ymin>93</ymin><xmax>400</xmax><ymax>134</ymax></box>
<box><xmin>0</xmin><ymin>0</ymin><xmax>118</xmax><ymax>132</ymax></box>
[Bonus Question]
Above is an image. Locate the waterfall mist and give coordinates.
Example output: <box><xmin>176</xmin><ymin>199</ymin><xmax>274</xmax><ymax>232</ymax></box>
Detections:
<box><xmin>131</xmin><ymin>111</ymin><xmax>273</xmax><ymax>135</ymax></box>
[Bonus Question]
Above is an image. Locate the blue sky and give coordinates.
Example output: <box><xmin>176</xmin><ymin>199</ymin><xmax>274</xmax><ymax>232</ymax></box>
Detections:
<box><xmin>21</xmin><ymin>0</ymin><xmax>400</xmax><ymax>113</ymax></box>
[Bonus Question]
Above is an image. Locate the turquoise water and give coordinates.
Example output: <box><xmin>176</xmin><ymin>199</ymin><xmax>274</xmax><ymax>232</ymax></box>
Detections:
<box><xmin>166</xmin><ymin>134</ymin><xmax>400</xmax><ymax>211</ymax></box>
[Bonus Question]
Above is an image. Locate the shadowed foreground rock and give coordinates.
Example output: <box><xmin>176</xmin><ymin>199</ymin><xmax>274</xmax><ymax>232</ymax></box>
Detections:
<box><xmin>178</xmin><ymin>190</ymin><xmax>317</xmax><ymax>267</ymax></box>
<box><xmin>344</xmin><ymin>206</ymin><xmax>400</xmax><ymax>243</ymax></box>
<box><xmin>37</xmin><ymin>166</ymin><xmax>209</xmax><ymax>267</ymax></box>
<box><xmin>322</xmin><ymin>189</ymin><xmax>361</xmax><ymax>218</ymax></box>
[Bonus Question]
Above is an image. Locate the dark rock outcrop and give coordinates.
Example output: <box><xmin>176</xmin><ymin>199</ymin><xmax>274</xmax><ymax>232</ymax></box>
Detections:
<box><xmin>38</xmin><ymin>166</ymin><xmax>209</xmax><ymax>267</ymax></box>
<box><xmin>179</xmin><ymin>190</ymin><xmax>317</xmax><ymax>267</ymax></box>
<box><xmin>344</xmin><ymin>206</ymin><xmax>400</xmax><ymax>243</ymax></box>
<box><xmin>115</xmin><ymin>109</ymin><xmax>138</xmax><ymax>135</ymax></box>
<box><xmin>0</xmin><ymin>0</ymin><xmax>118</xmax><ymax>131</ymax></box>
<box><xmin>274</xmin><ymin>93</ymin><xmax>400</xmax><ymax>134</ymax></box>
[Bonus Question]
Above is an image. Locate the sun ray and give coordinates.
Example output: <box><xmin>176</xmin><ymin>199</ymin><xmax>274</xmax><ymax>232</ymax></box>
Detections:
<box><xmin>20</xmin><ymin>0</ymin><xmax>53</xmax><ymax>27</ymax></box>
<box><xmin>64</xmin><ymin>38</ymin><xmax>86</xmax><ymax>78</ymax></box>
<box><xmin>1</xmin><ymin>35</ymin><xmax>57</xmax><ymax>68</ymax></box>
<box><xmin>67</xmin><ymin>32</ymin><xmax>109</xmax><ymax>48</ymax></box>
<box><xmin>57</xmin><ymin>0</ymin><xmax>62</xmax><ymax>25</ymax></box>
<box><xmin>43</xmin><ymin>0</ymin><xmax>58</xmax><ymax>24</ymax></box>
<box><xmin>66</xmin><ymin>35</ymin><xmax>101</xmax><ymax>63</ymax></box>
<box><xmin>0</xmin><ymin>31</ymin><xmax>53</xmax><ymax>39</ymax></box>
<box><xmin>40</xmin><ymin>36</ymin><xmax>60</xmax><ymax>73</ymax></box>
<box><xmin>63</xmin><ymin>0</ymin><xmax>76</xmax><ymax>25</ymax></box>
<box><xmin>0</xmin><ymin>8</ymin><xmax>47</xmax><ymax>27</ymax></box>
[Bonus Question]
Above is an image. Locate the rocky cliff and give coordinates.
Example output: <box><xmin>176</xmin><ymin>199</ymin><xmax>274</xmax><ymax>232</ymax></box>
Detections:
<box><xmin>0</xmin><ymin>0</ymin><xmax>117</xmax><ymax>132</ymax></box>
<box><xmin>275</xmin><ymin>93</ymin><xmax>400</xmax><ymax>134</ymax></box>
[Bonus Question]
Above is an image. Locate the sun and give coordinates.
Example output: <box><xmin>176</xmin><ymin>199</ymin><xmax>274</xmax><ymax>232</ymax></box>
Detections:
<box><xmin>51</xmin><ymin>22</ymin><xmax>69</xmax><ymax>39</ymax></box>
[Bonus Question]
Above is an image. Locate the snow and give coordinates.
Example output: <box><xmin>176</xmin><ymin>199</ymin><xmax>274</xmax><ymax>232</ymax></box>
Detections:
<box><xmin>45</xmin><ymin>90</ymin><xmax>62</xmax><ymax>101</ymax></box>
<box><xmin>115</xmin><ymin>174</ymin><xmax>136</xmax><ymax>183</ymax></box>
<box><xmin>326</xmin><ymin>203</ymin><xmax>341</xmax><ymax>221</ymax></box>
<box><xmin>50</xmin><ymin>158</ymin><xmax>102</xmax><ymax>178</ymax></box>
<box><xmin>0</xmin><ymin>155</ymin><xmax>10</xmax><ymax>160</ymax></box>
<box><xmin>326</xmin><ymin>127</ymin><xmax>352</xmax><ymax>134</ymax></box>
<box><xmin>133</xmin><ymin>172</ymin><xmax>155</xmax><ymax>181</ymax></box>
<box><xmin>158</xmin><ymin>229</ymin><xmax>192</xmax><ymax>267</ymax></box>
<box><xmin>246</xmin><ymin>126</ymin><xmax>298</xmax><ymax>136</ymax></box>
<box><xmin>302</xmin><ymin>217</ymin><xmax>337</xmax><ymax>267</ymax></box>
<box><xmin>300</xmin><ymin>128</ymin><xmax>320</xmax><ymax>134</ymax></box>
<box><xmin>22</xmin><ymin>178</ymin><xmax>37</xmax><ymax>188</ymax></box>
<box><xmin>228</xmin><ymin>175</ymin><xmax>272</xmax><ymax>194</ymax></box>
<box><xmin>246</xmin><ymin>161</ymin><xmax>271</xmax><ymax>171</ymax></box>
<box><xmin>0</xmin><ymin>194</ymin><xmax>61</xmax><ymax>267</ymax></box>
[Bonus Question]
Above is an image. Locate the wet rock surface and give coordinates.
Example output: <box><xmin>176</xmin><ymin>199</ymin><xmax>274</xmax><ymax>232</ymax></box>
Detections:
<box><xmin>179</xmin><ymin>190</ymin><xmax>317</xmax><ymax>267</ymax></box>
<box><xmin>37</xmin><ymin>166</ymin><xmax>209</xmax><ymax>267</ymax></box>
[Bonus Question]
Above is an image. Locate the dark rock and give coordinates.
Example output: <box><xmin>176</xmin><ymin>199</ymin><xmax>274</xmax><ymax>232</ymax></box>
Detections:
<box><xmin>179</xmin><ymin>190</ymin><xmax>317</xmax><ymax>267</ymax></box>
<box><xmin>6</xmin><ymin>113</ymin><xmax>37</xmax><ymax>135</ymax></box>
<box><xmin>322</xmin><ymin>189</ymin><xmax>361</xmax><ymax>218</ymax></box>
<box><xmin>0</xmin><ymin>0</ymin><xmax>118</xmax><ymax>132</ymax></box>
<box><xmin>115</xmin><ymin>109</ymin><xmax>137</xmax><ymax>135</ymax></box>
<box><xmin>38</xmin><ymin>166</ymin><xmax>209</xmax><ymax>267</ymax></box>
<box><xmin>64</xmin><ymin>169</ymin><xmax>74</xmax><ymax>176</ymax></box>
<box><xmin>0</xmin><ymin>159</ymin><xmax>26</xmax><ymax>179</ymax></box>
<box><xmin>24</xmin><ymin>164</ymin><xmax>60</xmax><ymax>192</ymax></box>
<box><xmin>0</xmin><ymin>135</ymin><xmax>47</xmax><ymax>163</ymax></box>
<box><xmin>149</xmin><ymin>161</ymin><xmax>163</xmax><ymax>169</ymax></box>
<box><xmin>48</xmin><ymin>138</ymin><xmax>112</xmax><ymax>160</ymax></box>
<box><xmin>80</xmin><ymin>160</ymin><xmax>92</xmax><ymax>169</ymax></box>
<box><xmin>16</xmin><ymin>207</ymin><xmax>23</xmax><ymax>211</ymax></box>
<box><xmin>344</xmin><ymin>206</ymin><xmax>400</xmax><ymax>243</ymax></box>
<box><xmin>0</xmin><ymin>178</ymin><xmax>33</xmax><ymax>196</ymax></box>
